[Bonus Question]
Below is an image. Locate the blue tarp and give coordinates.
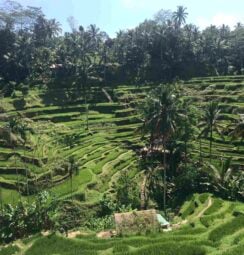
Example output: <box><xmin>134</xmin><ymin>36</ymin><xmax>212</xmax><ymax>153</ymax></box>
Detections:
<box><xmin>156</xmin><ymin>214</ymin><xmax>169</xmax><ymax>226</ymax></box>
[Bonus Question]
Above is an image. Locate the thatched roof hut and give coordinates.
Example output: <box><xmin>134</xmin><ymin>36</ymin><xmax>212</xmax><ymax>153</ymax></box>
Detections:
<box><xmin>114</xmin><ymin>209</ymin><xmax>161</xmax><ymax>234</ymax></box>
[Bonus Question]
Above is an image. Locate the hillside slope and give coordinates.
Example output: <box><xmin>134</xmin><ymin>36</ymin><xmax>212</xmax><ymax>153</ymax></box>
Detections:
<box><xmin>1</xmin><ymin>193</ymin><xmax>243</xmax><ymax>255</ymax></box>
<box><xmin>0</xmin><ymin>85</ymin><xmax>146</xmax><ymax>204</ymax></box>
<box><xmin>0</xmin><ymin>75</ymin><xmax>243</xmax><ymax>205</ymax></box>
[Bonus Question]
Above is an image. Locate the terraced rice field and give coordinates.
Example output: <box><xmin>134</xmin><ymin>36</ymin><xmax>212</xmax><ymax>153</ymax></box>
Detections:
<box><xmin>0</xmin><ymin>75</ymin><xmax>243</xmax><ymax>205</ymax></box>
<box><xmin>0</xmin><ymin>85</ymin><xmax>146</xmax><ymax>204</ymax></box>
<box><xmin>1</xmin><ymin>194</ymin><xmax>243</xmax><ymax>255</ymax></box>
<box><xmin>184</xmin><ymin>76</ymin><xmax>244</xmax><ymax>168</ymax></box>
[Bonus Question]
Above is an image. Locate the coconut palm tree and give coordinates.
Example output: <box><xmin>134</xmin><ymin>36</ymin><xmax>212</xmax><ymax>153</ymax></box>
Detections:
<box><xmin>199</xmin><ymin>102</ymin><xmax>224</xmax><ymax>163</ymax></box>
<box><xmin>206</xmin><ymin>158</ymin><xmax>232</xmax><ymax>190</ymax></box>
<box><xmin>68</xmin><ymin>156</ymin><xmax>79</xmax><ymax>200</ymax></box>
<box><xmin>173</xmin><ymin>6</ymin><xmax>188</xmax><ymax>27</ymax></box>
<box><xmin>140</xmin><ymin>84</ymin><xmax>179</xmax><ymax>213</ymax></box>
<box><xmin>5</xmin><ymin>117</ymin><xmax>34</xmax><ymax>198</ymax></box>
<box><xmin>47</xmin><ymin>19</ymin><xmax>62</xmax><ymax>38</ymax></box>
<box><xmin>235</xmin><ymin>22</ymin><xmax>243</xmax><ymax>29</ymax></box>
<box><xmin>140</xmin><ymin>162</ymin><xmax>164</xmax><ymax>210</ymax></box>
<box><xmin>229</xmin><ymin>118</ymin><xmax>244</xmax><ymax>142</ymax></box>
<box><xmin>204</xmin><ymin>158</ymin><xmax>243</xmax><ymax>199</ymax></box>
<box><xmin>5</xmin><ymin>117</ymin><xmax>22</xmax><ymax>197</ymax></box>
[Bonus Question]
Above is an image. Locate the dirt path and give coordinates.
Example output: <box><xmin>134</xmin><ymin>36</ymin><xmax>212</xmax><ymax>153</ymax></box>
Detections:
<box><xmin>196</xmin><ymin>197</ymin><xmax>213</xmax><ymax>219</ymax></box>
<box><xmin>67</xmin><ymin>230</ymin><xmax>81</xmax><ymax>238</ymax></box>
<box><xmin>15</xmin><ymin>240</ymin><xmax>34</xmax><ymax>255</ymax></box>
<box><xmin>172</xmin><ymin>197</ymin><xmax>213</xmax><ymax>229</ymax></box>
<box><xmin>102</xmin><ymin>88</ymin><xmax>114</xmax><ymax>103</ymax></box>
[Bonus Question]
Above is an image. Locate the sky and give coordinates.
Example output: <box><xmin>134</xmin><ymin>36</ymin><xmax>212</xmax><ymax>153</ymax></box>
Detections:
<box><xmin>11</xmin><ymin>0</ymin><xmax>244</xmax><ymax>37</ymax></box>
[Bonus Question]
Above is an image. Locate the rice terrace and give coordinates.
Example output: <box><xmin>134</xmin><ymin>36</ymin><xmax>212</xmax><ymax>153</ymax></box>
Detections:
<box><xmin>0</xmin><ymin>1</ymin><xmax>243</xmax><ymax>254</ymax></box>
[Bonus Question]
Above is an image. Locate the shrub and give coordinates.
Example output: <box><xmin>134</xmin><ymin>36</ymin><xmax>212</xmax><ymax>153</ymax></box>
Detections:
<box><xmin>180</xmin><ymin>198</ymin><xmax>198</xmax><ymax>219</ymax></box>
<box><xmin>85</xmin><ymin>215</ymin><xmax>115</xmax><ymax>231</ymax></box>
<box><xmin>0</xmin><ymin>191</ymin><xmax>55</xmax><ymax>243</ymax></box>
<box><xmin>53</xmin><ymin>200</ymin><xmax>99</xmax><ymax>233</ymax></box>
<box><xmin>13</xmin><ymin>98</ymin><xmax>26</xmax><ymax>110</ymax></box>
<box><xmin>0</xmin><ymin>245</ymin><xmax>20</xmax><ymax>255</ymax></box>
<box><xmin>115</xmin><ymin>171</ymin><xmax>140</xmax><ymax>208</ymax></box>
<box><xmin>199</xmin><ymin>194</ymin><xmax>209</xmax><ymax>204</ymax></box>
<box><xmin>73</xmin><ymin>192</ymin><xmax>86</xmax><ymax>201</ymax></box>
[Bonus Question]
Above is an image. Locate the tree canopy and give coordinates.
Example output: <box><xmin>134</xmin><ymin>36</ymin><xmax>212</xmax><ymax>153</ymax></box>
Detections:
<box><xmin>0</xmin><ymin>1</ymin><xmax>244</xmax><ymax>91</ymax></box>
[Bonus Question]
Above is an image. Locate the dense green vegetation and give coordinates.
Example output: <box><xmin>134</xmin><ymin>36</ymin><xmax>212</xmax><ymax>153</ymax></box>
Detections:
<box><xmin>1</xmin><ymin>1</ymin><xmax>244</xmax><ymax>88</ymax></box>
<box><xmin>0</xmin><ymin>0</ymin><xmax>243</xmax><ymax>254</ymax></box>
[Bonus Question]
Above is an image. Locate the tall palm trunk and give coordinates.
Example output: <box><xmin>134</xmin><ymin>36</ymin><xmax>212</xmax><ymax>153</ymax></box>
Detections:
<box><xmin>84</xmin><ymin>94</ymin><xmax>89</xmax><ymax>130</ymax></box>
<box><xmin>70</xmin><ymin>175</ymin><xmax>73</xmax><ymax>200</ymax></box>
<box><xmin>210</xmin><ymin>125</ymin><xmax>213</xmax><ymax>163</ymax></box>
<box><xmin>86</xmin><ymin>104</ymin><xmax>89</xmax><ymax>130</ymax></box>
<box><xmin>0</xmin><ymin>185</ymin><xmax>3</xmax><ymax>215</ymax></box>
<box><xmin>199</xmin><ymin>138</ymin><xmax>202</xmax><ymax>162</ymax></box>
<box><xmin>25</xmin><ymin>168</ymin><xmax>29</xmax><ymax>201</ymax></box>
<box><xmin>70</xmin><ymin>168</ymin><xmax>73</xmax><ymax>201</ymax></box>
<box><xmin>14</xmin><ymin>148</ymin><xmax>21</xmax><ymax>199</ymax></box>
<box><xmin>184</xmin><ymin>139</ymin><xmax>187</xmax><ymax>169</ymax></box>
<box><xmin>24</xmin><ymin>147</ymin><xmax>29</xmax><ymax>201</ymax></box>
<box><xmin>140</xmin><ymin>175</ymin><xmax>147</xmax><ymax>210</ymax></box>
<box><xmin>184</xmin><ymin>117</ymin><xmax>187</xmax><ymax>170</ymax></box>
<box><xmin>163</xmin><ymin>139</ymin><xmax>167</xmax><ymax>214</ymax></box>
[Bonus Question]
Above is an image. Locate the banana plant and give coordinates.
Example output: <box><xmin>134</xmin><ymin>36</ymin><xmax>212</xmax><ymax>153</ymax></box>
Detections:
<box><xmin>203</xmin><ymin>157</ymin><xmax>243</xmax><ymax>199</ymax></box>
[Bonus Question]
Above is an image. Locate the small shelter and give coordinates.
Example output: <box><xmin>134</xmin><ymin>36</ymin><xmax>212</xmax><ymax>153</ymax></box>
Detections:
<box><xmin>114</xmin><ymin>209</ymin><xmax>170</xmax><ymax>235</ymax></box>
<box><xmin>156</xmin><ymin>213</ymin><xmax>170</xmax><ymax>227</ymax></box>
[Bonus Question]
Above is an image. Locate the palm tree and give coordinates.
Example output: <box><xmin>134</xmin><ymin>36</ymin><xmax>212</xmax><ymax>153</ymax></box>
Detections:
<box><xmin>140</xmin><ymin>163</ymin><xmax>164</xmax><ymax>209</ymax></box>
<box><xmin>229</xmin><ymin>118</ymin><xmax>244</xmax><ymax>142</ymax></box>
<box><xmin>207</xmin><ymin>158</ymin><xmax>232</xmax><ymax>190</ymax></box>
<box><xmin>47</xmin><ymin>19</ymin><xmax>62</xmax><ymax>38</ymax></box>
<box><xmin>235</xmin><ymin>22</ymin><xmax>243</xmax><ymax>29</ymax></box>
<box><xmin>140</xmin><ymin>84</ymin><xmax>178</xmax><ymax>213</ymax></box>
<box><xmin>68</xmin><ymin>156</ymin><xmax>79</xmax><ymax>200</ymax></box>
<box><xmin>173</xmin><ymin>6</ymin><xmax>188</xmax><ymax>27</ymax></box>
<box><xmin>88</xmin><ymin>24</ymin><xmax>100</xmax><ymax>44</ymax></box>
<box><xmin>5</xmin><ymin>117</ymin><xmax>34</xmax><ymax>198</ymax></box>
<box><xmin>204</xmin><ymin>158</ymin><xmax>242</xmax><ymax>199</ymax></box>
<box><xmin>199</xmin><ymin>102</ymin><xmax>223</xmax><ymax>162</ymax></box>
<box><xmin>6</xmin><ymin>118</ymin><xmax>22</xmax><ymax>198</ymax></box>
